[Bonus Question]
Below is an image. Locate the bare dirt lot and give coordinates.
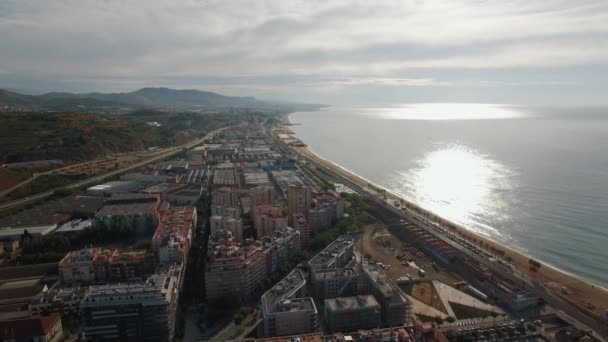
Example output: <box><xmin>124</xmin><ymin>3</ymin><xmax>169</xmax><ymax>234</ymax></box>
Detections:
<box><xmin>359</xmin><ymin>223</ymin><xmax>461</xmax><ymax>286</ymax></box>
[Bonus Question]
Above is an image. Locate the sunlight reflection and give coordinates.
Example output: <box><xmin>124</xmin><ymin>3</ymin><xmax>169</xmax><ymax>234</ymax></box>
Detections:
<box><xmin>371</xmin><ymin>103</ymin><xmax>524</xmax><ymax>120</ymax></box>
<box><xmin>395</xmin><ymin>143</ymin><xmax>515</xmax><ymax>237</ymax></box>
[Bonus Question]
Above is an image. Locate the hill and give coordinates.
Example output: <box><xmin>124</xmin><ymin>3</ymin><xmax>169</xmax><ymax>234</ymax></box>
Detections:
<box><xmin>0</xmin><ymin>87</ymin><xmax>323</xmax><ymax>112</ymax></box>
<box><xmin>0</xmin><ymin>112</ymin><xmax>164</xmax><ymax>163</ymax></box>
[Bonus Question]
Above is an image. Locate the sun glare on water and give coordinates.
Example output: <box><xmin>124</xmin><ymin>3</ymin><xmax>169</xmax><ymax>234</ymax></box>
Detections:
<box><xmin>372</xmin><ymin>103</ymin><xmax>524</xmax><ymax>120</ymax></box>
<box><xmin>394</xmin><ymin>144</ymin><xmax>516</xmax><ymax>237</ymax></box>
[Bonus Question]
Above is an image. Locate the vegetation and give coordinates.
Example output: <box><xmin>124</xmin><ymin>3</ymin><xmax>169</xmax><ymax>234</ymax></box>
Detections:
<box><xmin>13</xmin><ymin>219</ymin><xmax>150</xmax><ymax>266</ymax></box>
<box><xmin>0</xmin><ymin>112</ymin><xmax>164</xmax><ymax>163</ymax></box>
<box><xmin>6</xmin><ymin>175</ymin><xmax>79</xmax><ymax>200</ymax></box>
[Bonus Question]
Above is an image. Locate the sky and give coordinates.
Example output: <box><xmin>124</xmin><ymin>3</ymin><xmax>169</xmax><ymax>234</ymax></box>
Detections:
<box><xmin>1</xmin><ymin>0</ymin><xmax>607</xmax><ymax>106</ymax></box>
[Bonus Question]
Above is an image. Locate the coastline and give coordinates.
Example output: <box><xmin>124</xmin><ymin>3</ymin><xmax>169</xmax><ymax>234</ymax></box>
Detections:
<box><xmin>281</xmin><ymin>112</ymin><xmax>608</xmax><ymax>319</ymax></box>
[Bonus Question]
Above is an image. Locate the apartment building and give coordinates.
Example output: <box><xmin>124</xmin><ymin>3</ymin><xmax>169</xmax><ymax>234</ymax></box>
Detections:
<box><xmin>308</xmin><ymin>235</ymin><xmax>355</xmax><ymax>270</ymax></box>
<box><xmin>292</xmin><ymin>212</ymin><xmax>310</xmax><ymax>249</ymax></box>
<box><xmin>287</xmin><ymin>185</ymin><xmax>311</xmax><ymax>225</ymax></box>
<box><xmin>59</xmin><ymin>248</ymin><xmax>154</xmax><ymax>285</ymax></box>
<box><xmin>362</xmin><ymin>263</ymin><xmax>411</xmax><ymax>328</ymax></box>
<box><xmin>311</xmin><ymin>267</ymin><xmax>358</xmax><ymax>300</ymax></box>
<box><xmin>152</xmin><ymin>206</ymin><xmax>196</xmax><ymax>267</ymax></box>
<box><xmin>79</xmin><ymin>266</ymin><xmax>181</xmax><ymax>341</ymax></box>
<box><xmin>261</xmin><ymin>269</ymin><xmax>319</xmax><ymax>338</ymax></box>
<box><xmin>324</xmin><ymin>295</ymin><xmax>381</xmax><ymax>333</ymax></box>
<box><xmin>212</xmin><ymin>187</ymin><xmax>240</xmax><ymax>207</ymax></box>
<box><xmin>205</xmin><ymin>232</ymin><xmax>266</xmax><ymax>302</ymax></box>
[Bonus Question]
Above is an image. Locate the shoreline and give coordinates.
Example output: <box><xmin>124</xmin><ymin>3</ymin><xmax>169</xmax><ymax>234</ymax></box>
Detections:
<box><xmin>281</xmin><ymin>112</ymin><xmax>608</xmax><ymax>319</ymax></box>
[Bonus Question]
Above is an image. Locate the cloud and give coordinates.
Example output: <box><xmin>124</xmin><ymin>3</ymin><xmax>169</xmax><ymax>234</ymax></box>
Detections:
<box><xmin>0</xmin><ymin>0</ymin><xmax>607</xmax><ymax>104</ymax></box>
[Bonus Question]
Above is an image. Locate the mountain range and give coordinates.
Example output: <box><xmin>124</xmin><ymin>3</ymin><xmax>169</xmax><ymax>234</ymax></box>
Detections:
<box><xmin>0</xmin><ymin>87</ymin><xmax>322</xmax><ymax>111</ymax></box>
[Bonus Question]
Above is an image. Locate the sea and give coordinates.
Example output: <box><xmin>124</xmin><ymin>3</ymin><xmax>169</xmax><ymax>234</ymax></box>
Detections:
<box><xmin>289</xmin><ymin>104</ymin><xmax>608</xmax><ymax>287</ymax></box>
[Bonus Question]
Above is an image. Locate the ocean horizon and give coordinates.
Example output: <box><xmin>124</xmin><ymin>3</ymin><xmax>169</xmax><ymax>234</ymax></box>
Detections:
<box><xmin>289</xmin><ymin>104</ymin><xmax>608</xmax><ymax>287</ymax></box>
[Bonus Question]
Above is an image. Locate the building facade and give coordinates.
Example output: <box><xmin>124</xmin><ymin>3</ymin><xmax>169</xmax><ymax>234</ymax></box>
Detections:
<box><xmin>79</xmin><ymin>266</ymin><xmax>180</xmax><ymax>341</ymax></box>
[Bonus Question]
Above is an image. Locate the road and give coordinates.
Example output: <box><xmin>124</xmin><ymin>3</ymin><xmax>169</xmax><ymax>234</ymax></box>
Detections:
<box><xmin>0</xmin><ymin>124</ymin><xmax>236</xmax><ymax>212</ymax></box>
<box><xmin>268</xmin><ymin>127</ymin><xmax>607</xmax><ymax>340</ymax></box>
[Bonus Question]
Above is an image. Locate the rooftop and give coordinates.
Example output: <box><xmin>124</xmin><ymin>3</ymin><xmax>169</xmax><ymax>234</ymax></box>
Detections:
<box><xmin>262</xmin><ymin>269</ymin><xmax>306</xmax><ymax>314</ymax></box>
<box><xmin>325</xmin><ymin>295</ymin><xmax>380</xmax><ymax>312</ymax></box>
<box><xmin>309</xmin><ymin>235</ymin><xmax>354</xmax><ymax>268</ymax></box>
<box><xmin>312</xmin><ymin>267</ymin><xmax>357</xmax><ymax>280</ymax></box>
<box><xmin>153</xmin><ymin>206</ymin><xmax>195</xmax><ymax>245</ymax></box>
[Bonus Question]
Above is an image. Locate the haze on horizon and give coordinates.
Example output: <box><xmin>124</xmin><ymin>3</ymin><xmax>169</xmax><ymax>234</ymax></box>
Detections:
<box><xmin>1</xmin><ymin>0</ymin><xmax>607</xmax><ymax>106</ymax></box>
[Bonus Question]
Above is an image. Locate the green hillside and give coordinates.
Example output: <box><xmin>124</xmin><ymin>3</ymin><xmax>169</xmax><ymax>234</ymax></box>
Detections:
<box><xmin>0</xmin><ymin>112</ymin><xmax>165</xmax><ymax>163</ymax></box>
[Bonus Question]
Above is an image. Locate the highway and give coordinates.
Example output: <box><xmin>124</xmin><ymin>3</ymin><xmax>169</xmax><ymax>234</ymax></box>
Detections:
<box><xmin>268</xmin><ymin>128</ymin><xmax>607</xmax><ymax>340</ymax></box>
<box><xmin>0</xmin><ymin>124</ymin><xmax>236</xmax><ymax>213</ymax></box>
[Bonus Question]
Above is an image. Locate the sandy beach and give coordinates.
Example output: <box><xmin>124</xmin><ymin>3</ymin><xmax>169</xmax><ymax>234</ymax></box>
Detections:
<box><xmin>276</xmin><ymin>114</ymin><xmax>608</xmax><ymax>320</ymax></box>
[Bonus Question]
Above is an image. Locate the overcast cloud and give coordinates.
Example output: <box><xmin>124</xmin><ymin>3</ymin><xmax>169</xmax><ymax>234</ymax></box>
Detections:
<box><xmin>1</xmin><ymin>0</ymin><xmax>607</xmax><ymax>105</ymax></box>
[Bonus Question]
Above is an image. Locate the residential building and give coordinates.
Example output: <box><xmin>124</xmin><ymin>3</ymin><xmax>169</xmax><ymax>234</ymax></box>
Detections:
<box><xmin>205</xmin><ymin>233</ymin><xmax>266</xmax><ymax>301</ymax></box>
<box><xmin>253</xmin><ymin>205</ymin><xmax>286</xmax><ymax>238</ymax></box>
<box><xmin>152</xmin><ymin>206</ymin><xmax>196</xmax><ymax>267</ymax></box>
<box><xmin>309</xmin><ymin>204</ymin><xmax>334</xmax><ymax>233</ymax></box>
<box><xmin>362</xmin><ymin>263</ymin><xmax>411</xmax><ymax>328</ymax></box>
<box><xmin>311</xmin><ymin>267</ymin><xmax>358</xmax><ymax>300</ymax></box>
<box><xmin>287</xmin><ymin>185</ymin><xmax>311</xmax><ymax>225</ymax></box>
<box><xmin>210</xmin><ymin>216</ymin><xmax>243</xmax><ymax>242</ymax></box>
<box><xmin>255</xmin><ymin>213</ymin><xmax>288</xmax><ymax>239</ymax></box>
<box><xmin>262</xmin><ymin>270</ymin><xmax>319</xmax><ymax>338</ymax></box>
<box><xmin>59</xmin><ymin>247</ymin><xmax>154</xmax><ymax>285</ymax></box>
<box><xmin>0</xmin><ymin>315</ymin><xmax>63</xmax><ymax>342</ymax></box>
<box><xmin>212</xmin><ymin>187</ymin><xmax>240</xmax><ymax>207</ymax></box>
<box><xmin>211</xmin><ymin>205</ymin><xmax>241</xmax><ymax>218</ymax></box>
<box><xmin>258</xmin><ymin>227</ymin><xmax>301</xmax><ymax>275</ymax></box>
<box><xmin>30</xmin><ymin>287</ymin><xmax>86</xmax><ymax>317</ymax></box>
<box><xmin>308</xmin><ymin>235</ymin><xmax>354</xmax><ymax>270</ymax></box>
<box><xmin>250</xmin><ymin>185</ymin><xmax>275</xmax><ymax>207</ymax></box>
<box><xmin>94</xmin><ymin>193</ymin><xmax>160</xmax><ymax>234</ymax></box>
<box><xmin>324</xmin><ymin>295</ymin><xmax>381</xmax><ymax>333</ymax></box>
<box><xmin>271</xmin><ymin>170</ymin><xmax>304</xmax><ymax>198</ymax></box>
<box><xmin>292</xmin><ymin>213</ymin><xmax>310</xmax><ymax>249</ymax></box>
<box><xmin>80</xmin><ymin>266</ymin><xmax>181</xmax><ymax>341</ymax></box>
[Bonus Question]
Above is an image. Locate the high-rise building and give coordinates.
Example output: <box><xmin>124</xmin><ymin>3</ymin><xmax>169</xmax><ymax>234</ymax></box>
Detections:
<box><xmin>253</xmin><ymin>205</ymin><xmax>287</xmax><ymax>238</ymax></box>
<box><xmin>250</xmin><ymin>185</ymin><xmax>275</xmax><ymax>207</ymax></box>
<box><xmin>287</xmin><ymin>185</ymin><xmax>311</xmax><ymax>225</ymax></box>
<box><xmin>205</xmin><ymin>233</ymin><xmax>266</xmax><ymax>302</ymax></box>
<box><xmin>292</xmin><ymin>212</ymin><xmax>310</xmax><ymax>249</ymax></box>
<box><xmin>79</xmin><ymin>266</ymin><xmax>181</xmax><ymax>341</ymax></box>
<box><xmin>210</xmin><ymin>216</ymin><xmax>243</xmax><ymax>242</ymax></box>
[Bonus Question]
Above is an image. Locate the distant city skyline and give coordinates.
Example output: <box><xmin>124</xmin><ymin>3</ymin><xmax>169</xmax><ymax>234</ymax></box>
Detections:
<box><xmin>1</xmin><ymin>0</ymin><xmax>607</xmax><ymax>106</ymax></box>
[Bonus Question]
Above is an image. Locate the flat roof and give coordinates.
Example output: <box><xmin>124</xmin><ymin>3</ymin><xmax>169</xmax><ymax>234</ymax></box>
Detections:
<box><xmin>309</xmin><ymin>235</ymin><xmax>354</xmax><ymax>267</ymax></box>
<box><xmin>325</xmin><ymin>295</ymin><xmax>380</xmax><ymax>312</ymax></box>
<box><xmin>0</xmin><ymin>224</ymin><xmax>57</xmax><ymax>238</ymax></box>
